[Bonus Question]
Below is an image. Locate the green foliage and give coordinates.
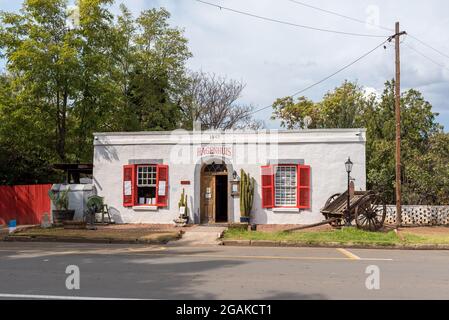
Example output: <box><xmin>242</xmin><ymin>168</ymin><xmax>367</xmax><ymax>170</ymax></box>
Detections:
<box><xmin>272</xmin><ymin>80</ymin><xmax>448</xmax><ymax>205</ymax></box>
<box><xmin>0</xmin><ymin>0</ymin><xmax>192</xmax><ymax>184</ymax></box>
<box><xmin>48</xmin><ymin>187</ymin><xmax>70</xmax><ymax>210</ymax></box>
<box><xmin>240</xmin><ymin>169</ymin><xmax>255</xmax><ymax>217</ymax></box>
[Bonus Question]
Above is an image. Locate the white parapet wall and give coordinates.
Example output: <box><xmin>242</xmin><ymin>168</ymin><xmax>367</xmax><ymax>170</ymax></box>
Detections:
<box><xmin>386</xmin><ymin>205</ymin><xmax>449</xmax><ymax>226</ymax></box>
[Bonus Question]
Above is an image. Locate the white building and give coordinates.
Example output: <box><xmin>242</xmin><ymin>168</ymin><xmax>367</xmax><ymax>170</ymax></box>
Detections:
<box><xmin>93</xmin><ymin>129</ymin><xmax>366</xmax><ymax>225</ymax></box>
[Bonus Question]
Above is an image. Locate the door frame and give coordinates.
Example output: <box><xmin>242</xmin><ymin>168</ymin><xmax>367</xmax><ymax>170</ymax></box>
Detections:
<box><xmin>200</xmin><ymin>164</ymin><xmax>229</xmax><ymax>224</ymax></box>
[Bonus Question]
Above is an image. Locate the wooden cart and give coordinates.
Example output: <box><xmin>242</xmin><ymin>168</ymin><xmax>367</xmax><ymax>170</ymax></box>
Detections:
<box><xmin>321</xmin><ymin>191</ymin><xmax>387</xmax><ymax>231</ymax></box>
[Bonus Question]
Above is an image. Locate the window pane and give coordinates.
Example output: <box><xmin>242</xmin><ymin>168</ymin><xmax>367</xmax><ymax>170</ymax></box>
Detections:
<box><xmin>275</xmin><ymin>166</ymin><xmax>297</xmax><ymax>207</ymax></box>
<box><xmin>137</xmin><ymin>165</ymin><xmax>157</xmax><ymax>187</ymax></box>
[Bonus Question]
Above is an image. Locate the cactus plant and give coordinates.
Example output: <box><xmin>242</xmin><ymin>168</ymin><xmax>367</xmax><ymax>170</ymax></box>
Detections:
<box><xmin>48</xmin><ymin>187</ymin><xmax>70</xmax><ymax>211</ymax></box>
<box><xmin>240</xmin><ymin>169</ymin><xmax>255</xmax><ymax>218</ymax></box>
<box><xmin>178</xmin><ymin>188</ymin><xmax>188</xmax><ymax>218</ymax></box>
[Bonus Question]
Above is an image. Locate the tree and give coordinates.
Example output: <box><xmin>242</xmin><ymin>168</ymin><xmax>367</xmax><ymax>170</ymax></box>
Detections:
<box><xmin>0</xmin><ymin>1</ymin><xmax>193</xmax><ymax>184</ymax></box>
<box><xmin>72</xmin><ymin>0</ymin><xmax>117</xmax><ymax>161</ymax></box>
<box><xmin>271</xmin><ymin>80</ymin><xmax>448</xmax><ymax>205</ymax></box>
<box><xmin>0</xmin><ymin>0</ymin><xmax>80</xmax><ymax>162</ymax></box>
<box><xmin>113</xmin><ymin>6</ymin><xmax>192</xmax><ymax>132</ymax></box>
<box><xmin>271</xmin><ymin>81</ymin><xmax>371</xmax><ymax>129</ymax></box>
<box><xmin>180</xmin><ymin>71</ymin><xmax>263</xmax><ymax>130</ymax></box>
<box><xmin>402</xmin><ymin>132</ymin><xmax>449</xmax><ymax>205</ymax></box>
<box><xmin>0</xmin><ymin>73</ymin><xmax>58</xmax><ymax>184</ymax></box>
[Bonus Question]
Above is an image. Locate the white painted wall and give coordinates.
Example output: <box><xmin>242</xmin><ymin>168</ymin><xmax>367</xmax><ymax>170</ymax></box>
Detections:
<box><xmin>50</xmin><ymin>184</ymin><xmax>96</xmax><ymax>221</ymax></box>
<box><xmin>93</xmin><ymin>129</ymin><xmax>366</xmax><ymax>225</ymax></box>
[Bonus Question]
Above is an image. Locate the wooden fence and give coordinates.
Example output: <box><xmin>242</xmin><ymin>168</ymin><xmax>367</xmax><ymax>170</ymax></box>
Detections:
<box><xmin>0</xmin><ymin>184</ymin><xmax>52</xmax><ymax>225</ymax></box>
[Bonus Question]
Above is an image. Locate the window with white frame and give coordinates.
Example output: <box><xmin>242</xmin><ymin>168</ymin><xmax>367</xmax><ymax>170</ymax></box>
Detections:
<box><xmin>137</xmin><ymin>165</ymin><xmax>157</xmax><ymax>187</ymax></box>
<box><xmin>274</xmin><ymin>165</ymin><xmax>297</xmax><ymax>207</ymax></box>
<box><xmin>137</xmin><ymin>165</ymin><xmax>157</xmax><ymax>205</ymax></box>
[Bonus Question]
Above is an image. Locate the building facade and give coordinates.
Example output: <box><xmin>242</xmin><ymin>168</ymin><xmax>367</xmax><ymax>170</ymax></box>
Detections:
<box><xmin>93</xmin><ymin>129</ymin><xmax>366</xmax><ymax>225</ymax></box>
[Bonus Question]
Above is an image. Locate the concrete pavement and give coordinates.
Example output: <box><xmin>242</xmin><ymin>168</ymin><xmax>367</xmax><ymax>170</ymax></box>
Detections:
<box><xmin>1</xmin><ymin>242</ymin><xmax>449</xmax><ymax>300</ymax></box>
<box><xmin>172</xmin><ymin>226</ymin><xmax>227</xmax><ymax>246</ymax></box>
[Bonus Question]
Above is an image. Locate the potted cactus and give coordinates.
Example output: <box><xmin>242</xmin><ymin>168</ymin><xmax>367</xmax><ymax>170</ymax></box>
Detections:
<box><xmin>239</xmin><ymin>169</ymin><xmax>255</xmax><ymax>224</ymax></box>
<box><xmin>48</xmin><ymin>187</ymin><xmax>75</xmax><ymax>224</ymax></box>
<box><xmin>174</xmin><ymin>189</ymin><xmax>189</xmax><ymax>227</ymax></box>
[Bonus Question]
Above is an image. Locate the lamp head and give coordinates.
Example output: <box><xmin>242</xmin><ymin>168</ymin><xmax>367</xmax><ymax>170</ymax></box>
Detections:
<box><xmin>345</xmin><ymin>157</ymin><xmax>353</xmax><ymax>173</ymax></box>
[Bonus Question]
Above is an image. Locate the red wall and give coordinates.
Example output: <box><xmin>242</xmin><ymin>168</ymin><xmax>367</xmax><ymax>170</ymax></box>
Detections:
<box><xmin>0</xmin><ymin>185</ymin><xmax>52</xmax><ymax>225</ymax></box>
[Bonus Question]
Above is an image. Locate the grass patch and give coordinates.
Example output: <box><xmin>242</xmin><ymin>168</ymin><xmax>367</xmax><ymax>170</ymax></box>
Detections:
<box><xmin>12</xmin><ymin>227</ymin><xmax>180</xmax><ymax>243</ymax></box>
<box><xmin>224</xmin><ymin>227</ymin><xmax>449</xmax><ymax>246</ymax></box>
<box><xmin>401</xmin><ymin>233</ymin><xmax>449</xmax><ymax>245</ymax></box>
<box><xmin>223</xmin><ymin>227</ymin><xmax>400</xmax><ymax>246</ymax></box>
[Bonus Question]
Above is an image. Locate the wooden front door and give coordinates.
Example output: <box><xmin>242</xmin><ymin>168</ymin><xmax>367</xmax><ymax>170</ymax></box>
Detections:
<box><xmin>200</xmin><ymin>174</ymin><xmax>215</xmax><ymax>224</ymax></box>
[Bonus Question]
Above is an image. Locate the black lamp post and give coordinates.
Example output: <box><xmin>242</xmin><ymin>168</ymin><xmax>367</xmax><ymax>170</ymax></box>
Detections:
<box><xmin>345</xmin><ymin>157</ymin><xmax>353</xmax><ymax>227</ymax></box>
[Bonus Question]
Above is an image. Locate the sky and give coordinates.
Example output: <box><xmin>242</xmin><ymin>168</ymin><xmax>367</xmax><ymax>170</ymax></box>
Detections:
<box><xmin>1</xmin><ymin>0</ymin><xmax>448</xmax><ymax>130</ymax></box>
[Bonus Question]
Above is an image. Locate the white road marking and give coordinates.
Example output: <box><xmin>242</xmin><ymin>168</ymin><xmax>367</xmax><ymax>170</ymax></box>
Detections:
<box><xmin>0</xmin><ymin>293</ymin><xmax>145</xmax><ymax>300</ymax></box>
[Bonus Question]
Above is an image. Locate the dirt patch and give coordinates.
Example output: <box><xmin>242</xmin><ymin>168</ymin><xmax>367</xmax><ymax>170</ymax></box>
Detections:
<box><xmin>9</xmin><ymin>226</ymin><xmax>181</xmax><ymax>244</ymax></box>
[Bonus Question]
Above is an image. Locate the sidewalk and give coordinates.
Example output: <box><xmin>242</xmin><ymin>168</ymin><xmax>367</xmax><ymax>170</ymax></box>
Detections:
<box><xmin>169</xmin><ymin>225</ymin><xmax>227</xmax><ymax>246</ymax></box>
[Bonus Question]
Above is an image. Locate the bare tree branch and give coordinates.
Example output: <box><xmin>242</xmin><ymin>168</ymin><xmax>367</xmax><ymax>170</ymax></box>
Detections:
<box><xmin>180</xmin><ymin>71</ymin><xmax>264</xmax><ymax>130</ymax></box>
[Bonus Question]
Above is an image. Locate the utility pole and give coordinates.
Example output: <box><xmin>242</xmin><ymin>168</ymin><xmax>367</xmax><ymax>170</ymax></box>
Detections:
<box><xmin>392</xmin><ymin>22</ymin><xmax>407</xmax><ymax>229</ymax></box>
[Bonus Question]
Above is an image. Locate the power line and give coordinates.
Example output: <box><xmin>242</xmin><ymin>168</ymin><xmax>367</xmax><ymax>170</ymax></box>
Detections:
<box><xmin>287</xmin><ymin>0</ymin><xmax>449</xmax><ymax>61</ymax></box>
<box><xmin>404</xmin><ymin>43</ymin><xmax>449</xmax><ymax>72</ymax></box>
<box><xmin>194</xmin><ymin>0</ymin><xmax>388</xmax><ymax>38</ymax></box>
<box><xmin>287</xmin><ymin>0</ymin><xmax>394</xmax><ymax>32</ymax></box>
<box><xmin>408</xmin><ymin>34</ymin><xmax>449</xmax><ymax>61</ymax></box>
<box><xmin>250</xmin><ymin>39</ymin><xmax>389</xmax><ymax>115</ymax></box>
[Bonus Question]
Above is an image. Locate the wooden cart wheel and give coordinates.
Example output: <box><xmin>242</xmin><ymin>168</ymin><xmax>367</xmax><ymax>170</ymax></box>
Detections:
<box><xmin>355</xmin><ymin>194</ymin><xmax>387</xmax><ymax>231</ymax></box>
<box><xmin>325</xmin><ymin>193</ymin><xmax>341</xmax><ymax>207</ymax></box>
<box><xmin>323</xmin><ymin>194</ymin><xmax>343</xmax><ymax>228</ymax></box>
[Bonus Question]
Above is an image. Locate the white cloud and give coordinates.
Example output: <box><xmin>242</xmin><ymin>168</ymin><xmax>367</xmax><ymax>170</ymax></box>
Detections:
<box><xmin>134</xmin><ymin>0</ymin><xmax>448</xmax><ymax>129</ymax></box>
<box><xmin>2</xmin><ymin>0</ymin><xmax>448</xmax><ymax>129</ymax></box>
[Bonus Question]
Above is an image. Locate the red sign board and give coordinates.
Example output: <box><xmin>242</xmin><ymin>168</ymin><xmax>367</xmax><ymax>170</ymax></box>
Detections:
<box><xmin>197</xmin><ymin>146</ymin><xmax>232</xmax><ymax>157</ymax></box>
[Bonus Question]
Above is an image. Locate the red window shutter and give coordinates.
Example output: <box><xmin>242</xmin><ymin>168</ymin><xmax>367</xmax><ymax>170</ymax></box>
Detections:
<box><xmin>156</xmin><ymin>164</ymin><xmax>169</xmax><ymax>207</ymax></box>
<box><xmin>261</xmin><ymin>165</ymin><xmax>274</xmax><ymax>208</ymax></box>
<box><xmin>298</xmin><ymin>165</ymin><xmax>311</xmax><ymax>209</ymax></box>
<box><xmin>123</xmin><ymin>165</ymin><xmax>135</xmax><ymax>207</ymax></box>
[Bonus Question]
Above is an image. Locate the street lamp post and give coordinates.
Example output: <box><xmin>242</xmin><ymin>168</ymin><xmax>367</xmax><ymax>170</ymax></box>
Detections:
<box><xmin>345</xmin><ymin>157</ymin><xmax>353</xmax><ymax>227</ymax></box>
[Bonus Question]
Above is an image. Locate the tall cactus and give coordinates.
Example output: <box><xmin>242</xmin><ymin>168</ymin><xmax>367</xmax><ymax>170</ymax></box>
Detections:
<box><xmin>178</xmin><ymin>189</ymin><xmax>188</xmax><ymax>217</ymax></box>
<box><xmin>240</xmin><ymin>169</ymin><xmax>255</xmax><ymax>217</ymax></box>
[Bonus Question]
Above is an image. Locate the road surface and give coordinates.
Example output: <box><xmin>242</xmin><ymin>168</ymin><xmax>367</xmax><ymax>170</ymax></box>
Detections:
<box><xmin>1</xmin><ymin>242</ymin><xmax>448</xmax><ymax>300</ymax></box>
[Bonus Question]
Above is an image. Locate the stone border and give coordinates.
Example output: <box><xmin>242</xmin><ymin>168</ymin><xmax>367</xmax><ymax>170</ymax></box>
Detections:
<box><xmin>221</xmin><ymin>240</ymin><xmax>449</xmax><ymax>251</ymax></box>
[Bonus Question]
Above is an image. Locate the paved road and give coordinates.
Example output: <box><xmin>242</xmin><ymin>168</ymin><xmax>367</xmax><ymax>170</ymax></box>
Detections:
<box><xmin>0</xmin><ymin>242</ymin><xmax>448</xmax><ymax>300</ymax></box>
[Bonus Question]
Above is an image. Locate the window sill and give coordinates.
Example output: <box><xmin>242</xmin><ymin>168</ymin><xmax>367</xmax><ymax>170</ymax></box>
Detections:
<box><xmin>133</xmin><ymin>206</ymin><xmax>159</xmax><ymax>212</ymax></box>
<box><xmin>272</xmin><ymin>208</ymin><xmax>301</xmax><ymax>214</ymax></box>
